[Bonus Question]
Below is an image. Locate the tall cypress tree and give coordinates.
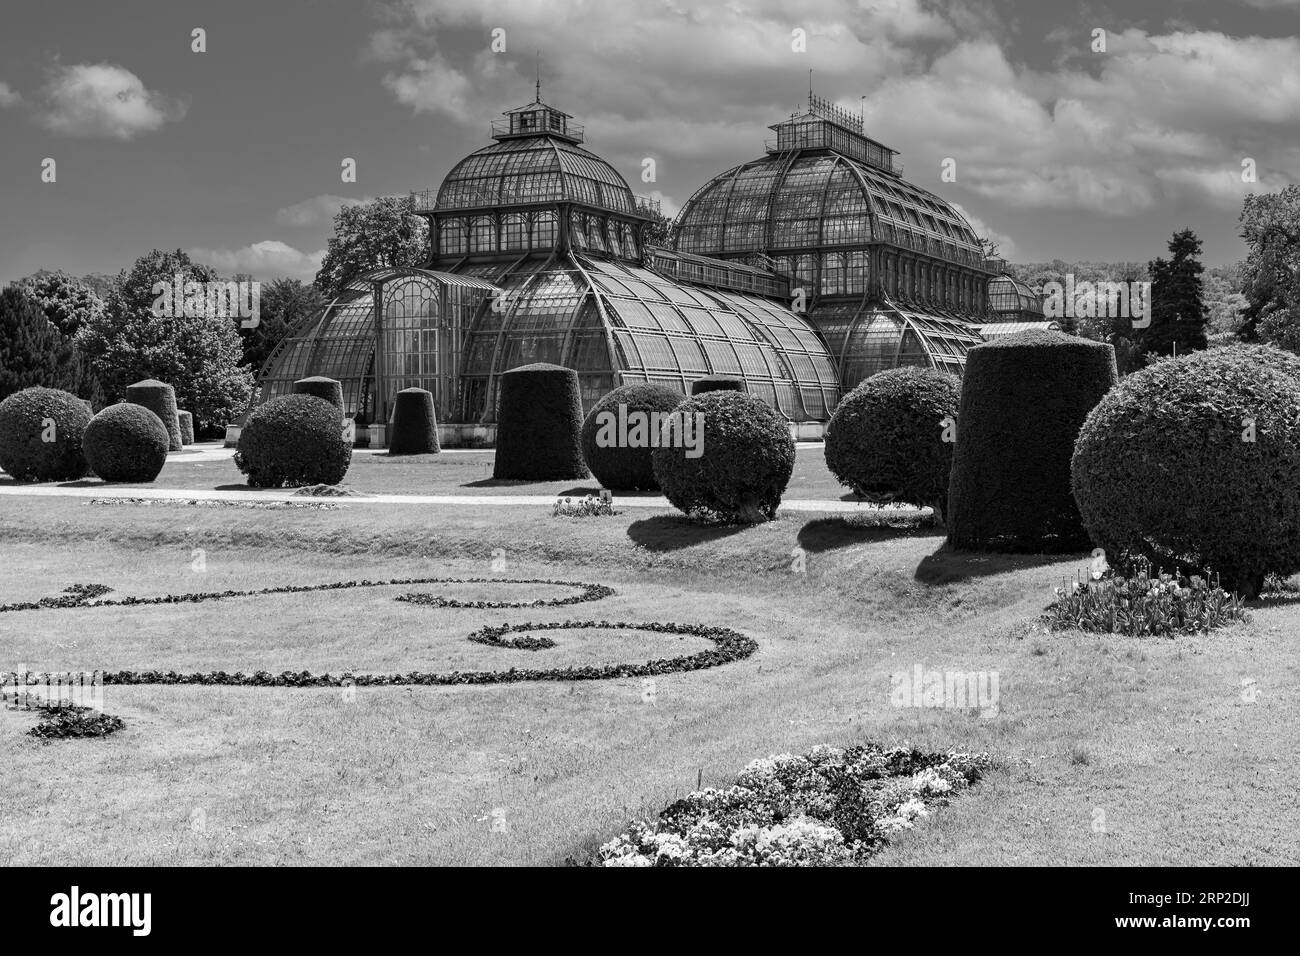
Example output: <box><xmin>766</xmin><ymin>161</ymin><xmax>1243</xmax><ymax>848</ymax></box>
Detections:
<box><xmin>0</xmin><ymin>286</ymin><xmax>81</xmax><ymax>401</ymax></box>
<box><xmin>1142</xmin><ymin>229</ymin><xmax>1209</xmax><ymax>359</ymax></box>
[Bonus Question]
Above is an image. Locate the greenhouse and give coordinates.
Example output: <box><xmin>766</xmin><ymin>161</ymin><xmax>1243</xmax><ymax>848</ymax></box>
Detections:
<box><xmin>255</xmin><ymin>92</ymin><xmax>1027</xmax><ymax>437</ymax></box>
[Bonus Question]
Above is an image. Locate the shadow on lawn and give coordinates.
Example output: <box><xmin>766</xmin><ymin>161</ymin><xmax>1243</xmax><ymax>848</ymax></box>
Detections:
<box><xmin>915</xmin><ymin>543</ymin><xmax>1085</xmax><ymax>585</ymax></box>
<box><xmin>796</xmin><ymin>515</ymin><xmax>942</xmax><ymax>553</ymax></box>
<box><xmin>627</xmin><ymin>514</ymin><xmax>747</xmax><ymax>551</ymax></box>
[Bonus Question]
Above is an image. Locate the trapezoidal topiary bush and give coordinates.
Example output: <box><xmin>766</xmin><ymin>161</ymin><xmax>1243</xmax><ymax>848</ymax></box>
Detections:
<box><xmin>1072</xmin><ymin>345</ymin><xmax>1300</xmax><ymax>598</ymax></box>
<box><xmin>83</xmin><ymin>402</ymin><xmax>170</xmax><ymax>483</ymax></box>
<box><xmin>947</xmin><ymin>330</ymin><xmax>1116</xmax><ymax>552</ymax></box>
<box><xmin>124</xmin><ymin>379</ymin><xmax>182</xmax><ymax>452</ymax></box>
<box><xmin>177</xmin><ymin>409</ymin><xmax>194</xmax><ymax>445</ymax></box>
<box><xmin>824</xmin><ymin>366</ymin><xmax>960</xmax><ymax>521</ymax></box>
<box><xmin>0</xmin><ymin>386</ymin><xmax>92</xmax><ymax>482</ymax></box>
<box><xmin>293</xmin><ymin>376</ymin><xmax>344</xmax><ymax>410</ymax></box>
<box><xmin>580</xmin><ymin>382</ymin><xmax>685</xmax><ymax>491</ymax></box>
<box><xmin>235</xmin><ymin>394</ymin><xmax>352</xmax><ymax>488</ymax></box>
<box><xmin>690</xmin><ymin>375</ymin><xmax>746</xmax><ymax>396</ymax></box>
<box><xmin>651</xmin><ymin>390</ymin><xmax>795</xmax><ymax>524</ymax></box>
<box><xmin>388</xmin><ymin>387</ymin><xmax>440</xmax><ymax>455</ymax></box>
<box><xmin>493</xmin><ymin>363</ymin><xmax>588</xmax><ymax>481</ymax></box>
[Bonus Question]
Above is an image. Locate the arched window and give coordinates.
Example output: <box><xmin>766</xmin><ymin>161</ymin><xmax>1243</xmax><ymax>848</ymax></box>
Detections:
<box><xmin>469</xmin><ymin>216</ymin><xmax>496</xmax><ymax>254</ymax></box>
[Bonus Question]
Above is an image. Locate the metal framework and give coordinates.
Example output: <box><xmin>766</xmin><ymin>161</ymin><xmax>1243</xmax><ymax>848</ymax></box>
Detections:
<box><xmin>986</xmin><ymin>273</ymin><xmax>1046</xmax><ymax>322</ymax></box>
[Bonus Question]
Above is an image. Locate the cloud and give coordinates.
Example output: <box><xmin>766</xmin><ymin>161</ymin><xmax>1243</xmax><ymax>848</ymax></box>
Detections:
<box><xmin>187</xmin><ymin>241</ymin><xmax>325</xmax><ymax>282</ymax></box>
<box><xmin>949</xmin><ymin>203</ymin><xmax>1017</xmax><ymax>260</ymax></box>
<box><xmin>275</xmin><ymin>195</ymin><xmax>377</xmax><ymax>227</ymax></box>
<box><xmin>37</xmin><ymin>62</ymin><xmax>186</xmax><ymax>139</ymax></box>
<box><xmin>0</xmin><ymin>81</ymin><xmax>21</xmax><ymax>107</ymax></box>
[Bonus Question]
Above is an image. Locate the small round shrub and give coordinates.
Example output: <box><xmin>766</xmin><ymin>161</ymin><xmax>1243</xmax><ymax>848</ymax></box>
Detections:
<box><xmin>0</xmin><ymin>386</ymin><xmax>92</xmax><ymax>481</ymax></box>
<box><xmin>124</xmin><ymin>379</ymin><xmax>182</xmax><ymax>452</ymax></box>
<box><xmin>83</xmin><ymin>402</ymin><xmax>170</xmax><ymax>482</ymax></box>
<box><xmin>493</xmin><ymin>363</ymin><xmax>588</xmax><ymax>480</ymax></box>
<box><xmin>580</xmin><ymin>382</ymin><xmax>685</xmax><ymax>490</ymax></box>
<box><xmin>1072</xmin><ymin>346</ymin><xmax>1300</xmax><ymax>597</ymax></box>
<box><xmin>177</xmin><ymin>410</ymin><xmax>194</xmax><ymax>445</ymax></box>
<box><xmin>388</xmin><ymin>387</ymin><xmax>440</xmax><ymax>455</ymax></box>
<box><xmin>293</xmin><ymin>376</ymin><xmax>344</xmax><ymax>410</ymax></box>
<box><xmin>947</xmin><ymin>331</ymin><xmax>1117</xmax><ymax>552</ymax></box>
<box><xmin>651</xmin><ymin>391</ymin><xmax>795</xmax><ymax>523</ymax></box>
<box><xmin>824</xmin><ymin>367</ymin><xmax>960</xmax><ymax>520</ymax></box>
<box><xmin>235</xmin><ymin>394</ymin><xmax>352</xmax><ymax>488</ymax></box>
<box><xmin>690</xmin><ymin>375</ymin><xmax>746</xmax><ymax>396</ymax></box>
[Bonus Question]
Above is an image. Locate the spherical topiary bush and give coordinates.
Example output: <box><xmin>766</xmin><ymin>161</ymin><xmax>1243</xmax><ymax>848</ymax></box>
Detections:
<box><xmin>824</xmin><ymin>367</ymin><xmax>960</xmax><ymax>522</ymax></box>
<box><xmin>493</xmin><ymin>363</ymin><xmax>588</xmax><ymax>480</ymax></box>
<box><xmin>947</xmin><ymin>330</ymin><xmax>1117</xmax><ymax>553</ymax></box>
<box><xmin>177</xmin><ymin>410</ymin><xmax>194</xmax><ymax>445</ymax></box>
<box><xmin>124</xmin><ymin>379</ymin><xmax>182</xmax><ymax>452</ymax></box>
<box><xmin>580</xmin><ymin>382</ymin><xmax>685</xmax><ymax>491</ymax></box>
<box><xmin>1072</xmin><ymin>346</ymin><xmax>1300</xmax><ymax>597</ymax></box>
<box><xmin>690</xmin><ymin>375</ymin><xmax>746</xmax><ymax>396</ymax></box>
<box><xmin>293</xmin><ymin>376</ymin><xmax>344</xmax><ymax>411</ymax></box>
<box><xmin>235</xmin><ymin>394</ymin><xmax>352</xmax><ymax>488</ymax></box>
<box><xmin>83</xmin><ymin>402</ymin><xmax>170</xmax><ymax>482</ymax></box>
<box><xmin>651</xmin><ymin>390</ymin><xmax>795</xmax><ymax>523</ymax></box>
<box><xmin>387</xmin><ymin>387</ymin><xmax>440</xmax><ymax>455</ymax></box>
<box><xmin>0</xmin><ymin>387</ymin><xmax>92</xmax><ymax>481</ymax></box>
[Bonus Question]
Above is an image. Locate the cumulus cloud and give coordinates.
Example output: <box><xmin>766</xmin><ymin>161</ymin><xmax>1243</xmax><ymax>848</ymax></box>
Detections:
<box><xmin>187</xmin><ymin>241</ymin><xmax>325</xmax><ymax>282</ymax></box>
<box><xmin>949</xmin><ymin>203</ymin><xmax>1017</xmax><ymax>261</ymax></box>
<box><xmin>0</xmin><ymin>81</ymin><xmax>21</xmax><ymax>107</ymax></box>
<box><xmin>275</xmin><ymin>195</ymin><xmax>377</xmax><ymax>227</ymax></box>
<box><xmin>37</xmin><ymin>62</ymin><xmax>186</xmax><ymax>139</ymax></box>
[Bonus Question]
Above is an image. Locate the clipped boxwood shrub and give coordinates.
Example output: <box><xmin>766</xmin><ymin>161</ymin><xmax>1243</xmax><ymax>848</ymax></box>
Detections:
<box><xmin>824</xmin><ymin>367</ymin><xmax>959</xmax><ymax>521</ymax></box>
<box><xmin>388</xmin><ymin>387</ymin><xmax>440</xmax><ymax>455</ymax></box>
<box><xmin>235</xmin><ymin>394</ymin><xmax>352</xmax><ymax>488</ymax></box>
<box><xmin>493</xmin><ymin>363</ymin><xmax>588</xmax><ymax>480</ymax></box>
<box><xmin>293</xmin><ymin>376</ymin><xmax>344</xmax><ymax>410</ymax></box>
<box><xmin>948</xmin><ymin>330</ymin><xmax>1116</xmax><ymax>552</ymax></box>
<box><xmin>0</xmin><ymin>386</ymin><xmax>92</xmax><ymax>481</ymax></box>
<box><xmin>690</xmin><ymin>375</ymin><xmax>746</xmax><ymax>396</ymax></box>
<box><xmin>83</xmin><ymin>402</ymin><xmax>170</xmax><ymax>482</ymax></box>
<box><xmin>124</xmin><ymin>379</ymin><xmax>182</xmax><ymax>452</ymax></box>
<box><xmin>580</xmin><ymin>382</ymin><xmax>685</xmax><ymax>490</ymax></box>
<box><xmin>177</xmin><ymin>409</ymin><xmax>194</xmax><ymax>445</ymax></box>
<box><xmin>651</xmin><ymin>390</ymin><xmax>795</xmax><ymax>523</ymax></box>
<box><xmin>1072</xmin><ymin>345</ymin><xmax>1300</xmax><ymax>597</ymax></box>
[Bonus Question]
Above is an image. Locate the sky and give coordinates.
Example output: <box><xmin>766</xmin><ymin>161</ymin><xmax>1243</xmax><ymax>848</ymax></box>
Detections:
<box><xmin>1</xmin><ymin>0</ymin><xmax>1298</xmax><ymax>286</ymax></box>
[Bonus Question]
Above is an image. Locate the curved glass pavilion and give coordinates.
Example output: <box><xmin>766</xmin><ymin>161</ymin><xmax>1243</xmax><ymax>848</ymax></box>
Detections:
<box><xmin>257</xmin><ymin>93</ymin><xmax>1028</xmax><ymax>435</ymax></box>
<box><xmin>987</xmin><ymin>273</ymin><xmax>1046</xmax><ymax>322</ymax></box>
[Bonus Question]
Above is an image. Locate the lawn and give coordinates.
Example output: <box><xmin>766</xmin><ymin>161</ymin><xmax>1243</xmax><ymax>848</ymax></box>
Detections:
<box><xmin>0</xmin><ymin>486</ymin><xmax>1294</xmax><ymax>866</ymax></box>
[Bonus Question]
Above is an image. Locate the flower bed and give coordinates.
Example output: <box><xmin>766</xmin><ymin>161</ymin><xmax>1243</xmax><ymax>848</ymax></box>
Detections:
<box><xmin>596</xmin><ymin>744</ymin><xmax>992</xmax><ymax>866</ymax></box>
<box><xmin>553</xmin><ymin>495</ymin><xmax>616</xmax><ymax>518</ymax></box>
<box><xmin>1044</xmin><ymin>563</ymin><xmax>1248</xmax><ymax>637</ymax></box>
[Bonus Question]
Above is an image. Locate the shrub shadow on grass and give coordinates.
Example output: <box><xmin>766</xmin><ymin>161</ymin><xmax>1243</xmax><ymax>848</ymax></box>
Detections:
<box><xmin>797</xmin><ymin>514</ymin><xmax>942</xmax><ymax>553</ymax></box>
<box><xmin>627</xmin><ymin>514</ymin><xmax>748</xmax><ymax>552</ymax></box>
<box><xmin>556</xmin><ymin>485</ymin><xmax>661</xmax><ymax>499</ymax></box>
<box><xmin>915</xmin><ymin>543</ymin><xmax>1085</xmax><ymax>585</ymax></box>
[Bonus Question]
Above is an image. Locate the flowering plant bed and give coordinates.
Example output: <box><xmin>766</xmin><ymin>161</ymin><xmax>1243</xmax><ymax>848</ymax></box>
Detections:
<box><xmin>1044</xmin><ymin>563</ymin><xmax>1248</xmax><ymax>637</ymax></box>
<box><xmin>553</xmin><ymin>495</ymin><xmax>616</xmax><ymax>517</ymax></box>
<box><xmin>25</xmin><ymin>705</ymin><xmax>125</xmax><ymax>740</ymax></box>
<box><xmin>597</xmin><ymin>744</ymin><xmax>992</xmax><ymax>867</ymax></box>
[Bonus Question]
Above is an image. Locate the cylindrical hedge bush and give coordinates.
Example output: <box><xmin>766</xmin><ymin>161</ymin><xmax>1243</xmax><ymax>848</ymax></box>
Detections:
<box><xmin>651</xmin><ymin>390</ymin><xmax>795</xmax><ymax>523</ymax></box>
<box><xmin>1072</xmin><ymin>345</ymin><xmax>1300</xmax><ymax>597</ymax></box>
<box><xmin>493</xmin><ymin>363</ymin><xmax>588</xmax><ymax>480</ymax></box>
<box><xmin>580</xmin><ymin>382</ymin><xmax>685</xmax><ymax>490</ymax></box>
<box><xmin>690</xmin><ymin>375</ymin><xmax>746</xmax><ymax>396</ymax></box>
<box><xmin>293</xmin><ymin>376</ymin><xmax>344</xmax><ymax>411</ymax></box>
<box><xmin>83</xmin><ymin>402</ymin><xmax>170</xmax><ymax>483</ymax></box>
<box><xmin>387</xmin><ymin>387</ymin><xmax>440</xmax><ymax>455</ymax></box>
<box><xmin>235</xmin><ymin>394</ymin><xmax>352</xmax><ymax>488</ymax></box>
<box><xmin>824</xmin><ymin>366</ymin><xmax>960</xmax><ymax>521</ymax></box>
<box><xmin>177</xmin><ymin>410</ymin><xmax>194</xmax><ymax>446</ymax></box>
<box><xmin>947</xmin><ymin>330</ymin><xmax>1117</xmax><ymax>552</ymax></box>
<box><xmin>124</xmin><ymin>379</ymin><xmax>182</xmax><ymax>452</ymax></box>
<box><xmin>0</xmin><ymin>386</ymin><xmax>92</xmax><ymax>482</ymax></box>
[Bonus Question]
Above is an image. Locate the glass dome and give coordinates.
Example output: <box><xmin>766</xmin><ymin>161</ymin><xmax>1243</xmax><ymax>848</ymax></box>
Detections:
<box><xmin>437</xmin><ymin>137</ymin><xmax>636</xmax><ymax>215</ymax></box>
<box><xmin>987</xmin><ymin>274</ymin><xmax>1044</xmax><ymax>320</ymax></box>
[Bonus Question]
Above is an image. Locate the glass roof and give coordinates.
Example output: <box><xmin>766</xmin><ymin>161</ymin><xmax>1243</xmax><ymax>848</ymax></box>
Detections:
<box><xmin>437</xmin><ymin>136</ymin><xmax>636</xmax><ymax>215</ymax></box>
<box><xmin>674</xmin><ymin>151</ymin><xmax>983</xmax><ymax>261</ymax></box>
<box><xmin>988</xmin><ymin>274</ymin><xmax>1045</xmax><ymax>317</ymax></box>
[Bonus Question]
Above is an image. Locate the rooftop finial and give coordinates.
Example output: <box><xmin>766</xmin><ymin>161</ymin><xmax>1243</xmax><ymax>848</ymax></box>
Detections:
<box><xmin>536</xmin><ymin>51</ymin><xmax>542</xmax><ymax>103</ymax></box>
<box><xmin>808</xmin><ymin>68</ymin><xmax>813</xmax><ymax>107</ymax></box>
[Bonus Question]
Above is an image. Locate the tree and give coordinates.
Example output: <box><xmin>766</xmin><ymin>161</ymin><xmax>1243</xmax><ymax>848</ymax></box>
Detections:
<box><xmin>1239</xmin><ymin>185</ymin><xmax>1300</xmax><ymax>349</ymax></box>
<box><xmin>16</xmin><ymin>270</ymin><xmax>106</xmax><ymax>337</ymax></box>
<box><xmin>314</xmin><ymin>195</ymin><xmax>428</xmax><ymax>299</ymax></box>
<box><xmin>0</xmin><ymin>286</ymin><xmax>84</xmax><ymax>401</ymax></box>
<box><xmin>240</xmin><ymin>278</ymin><xmax>327</xmax><ymax>373</ymax></box>
<box><xmin>75</xmin><ymin>249</ymin><xmax>255</xmax><ymax>431</ymax></box>
<box><xmin>642</xmin><ymin>212</ymin><xmax>674</xmax><ymax>249</ymax></box>
<box><xmin>1141</xmin><ymin>229</ymin><xmax>1209</xmax><ymax>360</ymax></box>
